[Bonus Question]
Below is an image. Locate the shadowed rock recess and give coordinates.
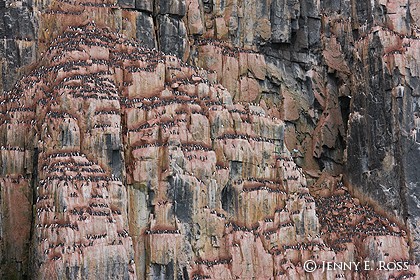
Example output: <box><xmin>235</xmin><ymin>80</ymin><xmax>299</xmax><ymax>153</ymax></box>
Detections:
<box><xmin>0</xmin><ymin>0</ymin><xmax>419</xmax><ymax>279</ymax></box>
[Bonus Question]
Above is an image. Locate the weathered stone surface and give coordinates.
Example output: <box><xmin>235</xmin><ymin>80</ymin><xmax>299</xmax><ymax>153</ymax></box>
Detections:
<box><xmin>135</xmin><ymin>0</ymin><xmax>154</xmax><ymax>12</ymax></box>
<box><xmin>1</xmin><ymin>0</ymin><xmax>420</xmax><ymax>278</ymax></box>
<box><xmin>135</xmin><ymin>12</ymin><xmax>156</xmax><ymax>49</ymax></box>
<box><xmin>186</xmin><ymin>0</ymin><xmax>203</xmax><ymax>35</ymax></box>
<box><xmin>322</xmin><ymin>36</ymin><xmax>351</xmax><ymax>75</ymax></box>
<box><xmin>0</xmin><ymin>177</ymin><xmax>32</xmax><ymax>279</ymax></box>
<box><xmin>307</xmin><ymin>17</ymin><xmax>321</xmax><ymax>47</ymax></box>
<box><xmin>270</xmin><ymin>0</ymin><xmax>300</xmax><ymax>43</ymax></box>
<box><xmin>0</xmin><ymin>7</ymin><xmax>36</xmax><ymax>40</ymax></box>
<box><xmin>118</xmin><ymin>0</ymin><xmax>136</xmax><ymax>9</ymax></box>
<box><xmin>156</xmin><ymin>0</ymin><xmax>186</xmax><ymax>16</ymax></box>
<box><xmin>239</xmin><ymin>76</ymin><xmax>259</xmax><ymax>102</ymax></box>
<box><xmin>214</xmin><ymin>17</ymin><xmax>228</xmax><ymax>40</ymax></box>
<box><xmin>157</xmin><ymin>15</ymin><xmax>188</xmax><ymax>59</ymax></box>
<box><xmin>0</xmin><ymin>6</ymin><xmax>37</xmax><ymax>92</ymax></box>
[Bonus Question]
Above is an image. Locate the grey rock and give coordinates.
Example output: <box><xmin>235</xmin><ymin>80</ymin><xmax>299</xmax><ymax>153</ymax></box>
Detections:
<box><xmin>354</xmin><ymin>0</ymin><xmax>372</xmax><ymax>24</ymax></box>
<box><xmin>0</xmin><ymin>6</ymin><xmax>37</xmax><ymax>91</ymax></box>
<box><xmin>321</xmin><ymin>0</ymin><xmax>350</xmax><ymax>16</ymax></box>
<box><xmin>270</xmin><ymin>0</ymin><xmax>300</xmax><ymax>44</ymax></box>
<box><xmin>156</xmin><ymin>0</ymin><xmax>186</xmax><ymax>16</ymax></box>
<box><xmin>300</xmin><ymin>0</ymin><xmax>320</xmax><ymax>18</ymax></box>
<box><xmin>294</xmin><ymin>25</ymin><xmax>308</xmax><ymax>50</ymax></box>
<box><xmin>403</xmin><ymin>131</ymin><xmax>420</xmax><ymax>261</ymax></box>
<box><xmin>345</xmin><ymin>33</ymin><xmax>420</xmax><ymax>260</ymax></box>
<box><xmin>203</xmin><ymin>0</ymin><xmax>213</xmax><ymax>13</ymax></box>
<box><xmin>1</xmin><ymin>7</ymin><xmax>36</xmax><ymax>40</ymax></box>
<box><xmin>307</xmin><ymin>18</ymin><xmax>321</xmax><ymax>48</ymax></box>
<box><xmin>150</xmin><ymin>261</ymin><xmax>174</xmax><ymax>280</ymax></box>
<box><xmin>135</xmin><ymin>0</ymin><xmax>154</xmax><ymax>12</ymax></box>
<box><xmin>221</xmin><ymin>184</ymin><xmax>237</xmax><ymax>216</ymax></box>
<box><xmin>256</xmin><ymin>0</ymin><xmax>271</xmax><ymax>18</ymax></box>
<box><xmin>1</xmin><ymin>40</ymin><xmax>19</xmax><ymax>91</ymax></box>
<box><xmin>104</xmin><ymin>133</ymin><xmax>123</xmax><ymax>179</ymax></box>
<box><xmin>135</xmin><ymin>12</ymin><xmax>156</xmax><ymax>49</ymax></box>
<box><xmin>270</xmin><ymin>0</ymin><xmax>292</xmax><ymax>43</ymax></box>
<box><xmin>118</xmin><ymin>0</ymin><xmax>136</xmax><ymax>9</ymax></box>
<box><xmin>168</xmin><ymin>175</ymin><xmax>193</xmax><ymax>223</ymax></box>
<box><xmin>157</xmin><ymin>15</ymin><xmax>187</xmax><ymax>58</ymax></box>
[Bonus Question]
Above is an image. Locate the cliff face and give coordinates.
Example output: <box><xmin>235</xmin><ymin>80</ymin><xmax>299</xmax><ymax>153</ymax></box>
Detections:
<box><xmin>0</xmin><ymin>0</ymin><xmax>419</xmax><ymax>279</ymax></box>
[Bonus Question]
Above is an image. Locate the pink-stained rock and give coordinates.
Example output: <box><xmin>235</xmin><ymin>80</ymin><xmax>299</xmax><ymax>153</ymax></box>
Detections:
<box><xmin>1</xmin><ymin>0</ymin><xmax>420</xmax><ymax>276</ymax></box>
<box><xmin>0</xmin><ymin>178</ymin><xmax>32</xmax><ymax>278</ymax></box>
<box><xmin>127</xmin><ymin>64</ymin><xmax>165</xmax><ymax>99</ymax></box>
<box><xmin>187</xmin><ymin>0</ymin><xmax>204</xmax><ymax>35</ymax></box>
<box><xmin>197</xmin><ymin>45</ymin><xmax>223</xmax><ymax>81</ymax></box>
<box><xmin>312</xmin><ymin>106</ymin><xmax>344</xmax><ymax>156</ymax></box>
<box><xmin>215</xmin><ymin>17</ymin><xmax>229</xmax><ymax>40</ymax></box>
<box><xmin>383</xmin><ymin>0</ymin><xmax>411</xmax><ymax>35</ymax></box>
<box><xmin>247</xmin><ymin>53</ymin><xmax>266</xmax><ymax>80</ymax></box>
<box><xmin>281</xmin><ymin>88</ymin><xmax>300</xmax><ymax>121</ymax></box>
<box><xmin>190</xmin><ymin>113</ymin><xmax>211</xmax><ymax>145</ymax></box>
<box><xmin>221</xmin><ymin>55</ymin><xmax>239</xmax><ymax>97</ymax></box>
<box><xmin>238</xmin><ymin>52</ymin><xmax>248</xmax><ymax>76</ymax></box>
<box><xmin>239</xmin><ymin>76</ymin><xmax>260</xmax><ymax>102</ymax></box>
<box><xmin>255</xmin><ymin>18</ymin><xmax>272</xmax><ymax>41</ymax></box>
<box><xmin>322</xmin><ymin>36</ymin><xmax>351</xmax><ymax>75</ymax></box>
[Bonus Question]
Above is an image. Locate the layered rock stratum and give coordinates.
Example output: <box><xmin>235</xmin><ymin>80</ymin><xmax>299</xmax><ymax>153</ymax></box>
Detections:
<box><xmin>0</xmin><ymin>0</ymin><xmax>419</xmax><ymax>279</ymax></box>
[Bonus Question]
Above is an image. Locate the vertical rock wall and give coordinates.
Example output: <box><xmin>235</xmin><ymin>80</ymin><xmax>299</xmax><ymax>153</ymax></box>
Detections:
<box><xmin>0</xmin><ymin>0</ymin><xmax>419</xmax><ymax>279</ymax></box>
